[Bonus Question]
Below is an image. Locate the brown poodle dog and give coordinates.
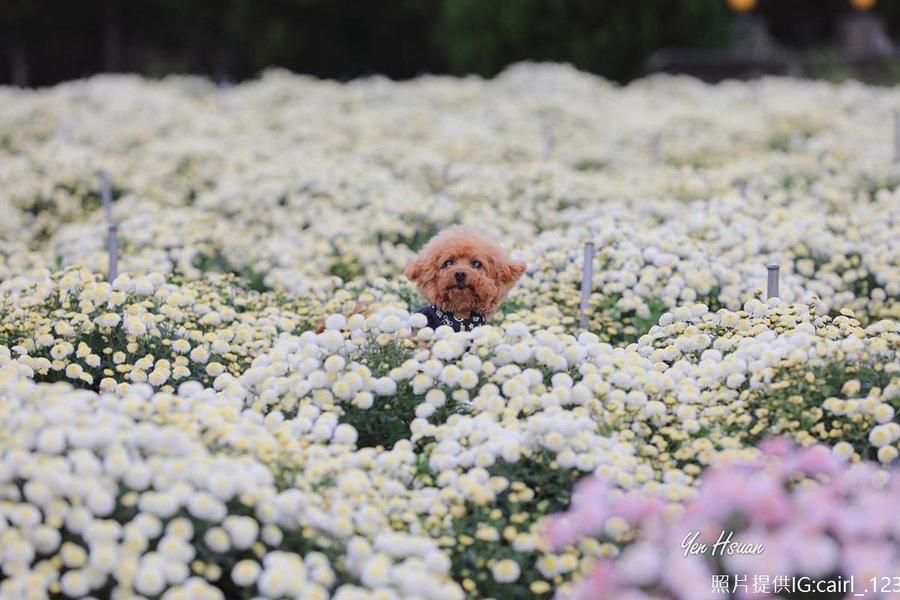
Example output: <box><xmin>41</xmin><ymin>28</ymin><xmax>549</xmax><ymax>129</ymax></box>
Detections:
<box><xmin>405</xmin><ymin>226</ymin><xmax>526</xmax><ymax>331</ymax></box>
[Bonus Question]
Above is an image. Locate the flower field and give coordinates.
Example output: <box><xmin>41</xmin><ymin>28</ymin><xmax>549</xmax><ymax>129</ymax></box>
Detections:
<box><xmin>1</xmin><ymin>63</ymin><xmax>899</xmax><ymax>599</ymax></box>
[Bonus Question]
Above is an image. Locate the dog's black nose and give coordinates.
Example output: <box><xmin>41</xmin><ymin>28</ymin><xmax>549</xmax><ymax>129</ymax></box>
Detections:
<box><xmin>455</xmin><ymin>271</ymin><xmax>466</xmax><ymax>283</ymax></box>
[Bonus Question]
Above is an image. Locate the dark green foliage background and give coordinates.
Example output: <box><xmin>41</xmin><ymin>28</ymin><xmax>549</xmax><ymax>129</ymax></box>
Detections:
<box><xmin>1</xmin><ymin>0</ymin><xmax>860</xmax><ymax>87</ymax></box>
<box><xmin>437</xmin><ymin>0</ymin><xmax>731</xmax><ymax>82</ymax></box>
<box><xmin>7</xmin><ymin>1</ymin><xmax>900</xmax><ymax>87</ymax></box>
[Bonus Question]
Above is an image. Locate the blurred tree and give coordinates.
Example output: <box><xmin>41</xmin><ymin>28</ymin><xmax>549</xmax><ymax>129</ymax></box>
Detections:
<box><xmin>123</xmin><ymin>0</ymin><xmax>445</xmax><ymax>81</ymax></box>
<box><xmin>3</xmin><ymin>0</ymin><xmax>898</xmax><ymax>87</ymax></box>
<box><xmin>877</xmin><ymin>0</ymin><xmax>900</xmax><ymax>35</ymax></box>
<box><xmin>105</xmin><ymin>0</ymin><xmax>122</xmax><ymax>71</ymax></box>
<box><xmin>1</xmin><ymin>1</ymin><xmax>37</xmax><ymax>86</ymax></box>
<box><xmin>435</xmin><ymin>0</ymin><xmax>732</xmax><ymax>81</ymax></box>
<box><xmin>756</xmin><ymin>0</ymin><xmax>845</xmax><ymax>47</ymax></box>
<box><xmin>3</xmin><ymin>0</ymin><xmax>106</xmax><ymax>86</ymax></box>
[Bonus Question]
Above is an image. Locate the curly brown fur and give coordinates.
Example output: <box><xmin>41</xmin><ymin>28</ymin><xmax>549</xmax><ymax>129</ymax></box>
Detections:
<box><xmin>404</xmin><ymin>226</ymin><xmax>526</xmax><ymax>319</ymax></box>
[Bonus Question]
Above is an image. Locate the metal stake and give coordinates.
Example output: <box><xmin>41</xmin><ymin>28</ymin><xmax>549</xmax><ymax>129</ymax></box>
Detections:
<box><xmin>579</xmin><ymin>242</ymin><xmax>594</xmax><ymax>330</ymax></box>
<box><xmin>100</xmin><ymin>171</ymin><xmax>113</xmax><ymax>222</ymax></box>
<box><xmin>100</xmin><ymin>171</ymin><xmax>118</xmax><ymax>282</ymax></box>
<box><xmin>542</xmin><ymin>119</ymin><xmax>555</xmax><ymax>159</ymax></box>
<box><xmin>894</xmin><ymin>109</ymin><xmax>900</xmax><ymax>163</ymax></box>
<box><xmin>651</xmin><ymin>132</ymin><xmax>662</xmax><ymax>162</ymax></box>
<box><xmin>108</xmin><ymin>223</ymin><xmax>119</xmax><ymax>282</ymax></box>
<box><xmin>766</xmin><ymin>264</ymin><xmax>780</xmax><ymax>299</ymax></box>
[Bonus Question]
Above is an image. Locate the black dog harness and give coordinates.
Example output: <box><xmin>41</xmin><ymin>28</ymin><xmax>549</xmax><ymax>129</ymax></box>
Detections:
<box><xmin>415</xmin><ymin>305</ymin><xmax>486</xmax><ymax>332</ymax></box>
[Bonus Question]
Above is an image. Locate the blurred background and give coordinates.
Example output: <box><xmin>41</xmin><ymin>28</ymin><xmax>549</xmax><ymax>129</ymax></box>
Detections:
<box><xmin>4</xmin><ymin>0</ymin><xmax>900</xmax><ymax>88</ymax></box>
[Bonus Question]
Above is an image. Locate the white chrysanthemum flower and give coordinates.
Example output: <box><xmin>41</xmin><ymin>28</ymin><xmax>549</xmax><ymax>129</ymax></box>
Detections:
<box><xmin>491</xmin><ymin>559</ymin><xmax>521</xmax><ymax>583</ymax></box>
<box><xmin>876</xmin><ymin>445</ymin><xmax>898</xmax><ymax>464</ymax></box>
<box><xmin>148</xmin><ymin>369</ymin><xmax>170</xmax><ymax>386</ymax></box>
<box><xmin>88</xmin><ymin>542</ymin><xmax>119</xmax><ymax>573</ymax></box>
<box><xmin>869</xmin><ymin>425</ymin><xmax>895</xmax><ymax>448</ymax></box>
<box><xmin>232</xmin><ymin>559</ymin><xmax>262</xmax><ymax>586</ymax></box>
<box><xmin>832</xmin><ymin>441</ymin><xmax>854</xmax><ymax>461</ymax></box>
<box><xmin>132</xmin><ymin>562</ymin><xmax>166</xmax><ymax>596</ymax></box>
<box><xmin>873</xmin><ymin>404</ymin><xmax>894</xmax><ymax>424</ymax></box>
<box><xmin>354</xmin><ymin>391</ymin><xmax>375</xmax><ymax>409</ymax></box>
<box><xmin>95</xmin><ymin>312</ymin><xmax>121</xmax><ymax>327</ymax></box>
<box><xmin>333</xmin><ymin>424</ymin><xmax>358</xmax><ymax>445</ymax></box>
<box><xmin>189</xmin><ymin>346</ymin><xmax>209</xmax><ymax>364</ymax></box>
<box><xmin>325</xmin><ymin>314</ymin><xmax>348</xmax><ymax>330</ymax></box>
<box><xmin>318</xmin><ymin>330</ymin><xmax>345</xmax><ymax>352</ymax></box>
<box><xmin>360</xmin><ymin>554</ymin><xmax>391</xmax><ymax>588</ymax></box>
<box><xmin>124</xmin><ymin>316</ymin><xmax>148</xmax><ymax>336</ymax></box>
<box><xmin>432</xmin><ymin>339</ymin><xmax>464</xmax><ymax>360</ymax></box>
<box><xmin>224</xmin><ymin>516</ymin><xmax>259</xmax><ymax>550</ymax></box>
<box><xmin>425</xmin><ymin>388</ymin><xmax>446</xmax><ymax>407</ymax></box>
<box><xmin>60</xmin><ymin>569</ymin><xmax>91</xmax><ymax>597</ymax></box>
<box><xmin>380</xmin><ymin>314</ymin><xmax>403</xmax><ymax>333</ymax></box>
<box><xmin>203</xmin><ymin>527</ymin><xmax>230</xmax><ymax>553</ymax></box>
<box><xmin>31</xmin><ymin>525</ymin><xmax>62</xmax><ymax>554</ymax></box>
<box><xmin>36</xmin><ymin>428</ymin><xmax>66</xmax><ymax>454</ymax></box>
<box><xmin>324</xmin><ymin>355</ymin><xmax>346</xmax><ymax>373</ymax></box>
<box><xmin>409</xmin><ymin>312</ymin><xmax>428</xmax><ymax>328</ymax></box>
<box><xmin>86</xmin><ymin>488</ymin><xmax>116</xmax><ymax>516</ymax></box>
<box><xmin>188</xmin><ymin>492</ymin><xmax>227</xmax><ymax>521</ymax></box>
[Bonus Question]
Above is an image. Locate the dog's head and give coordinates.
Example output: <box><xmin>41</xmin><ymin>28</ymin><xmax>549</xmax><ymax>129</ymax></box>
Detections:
<box><xmin>404</xmin><ymin>226</ymin><xmax>526</xmax><ymax>317</ymax></box>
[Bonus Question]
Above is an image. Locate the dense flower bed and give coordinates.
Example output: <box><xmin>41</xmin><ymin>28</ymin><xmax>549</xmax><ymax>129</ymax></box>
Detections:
<box><xmin>544</xmin><ymin>438</ymin><xmax>900</xmax><ymax>600</ymax></box>
<box><xmin>1</xmin><ymin>64</ymin><xmax>898</xmax><ymax>599</ymax></box>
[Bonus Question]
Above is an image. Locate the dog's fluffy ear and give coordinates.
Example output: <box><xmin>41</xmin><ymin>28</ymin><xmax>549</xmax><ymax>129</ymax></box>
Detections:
<box><xmin>500</xmin><ymin>259</ymin><xmax>527</xmax><ymax>286</ymax></box>
<box><xmin>404</xmin><ymin>258</ymin><xmax>425</xmax><ymax>283</ymax></box>
<box><xmin>405</xmin><ymin>254</ymin><xmax>442</xmax><ymax>306</ymax></box>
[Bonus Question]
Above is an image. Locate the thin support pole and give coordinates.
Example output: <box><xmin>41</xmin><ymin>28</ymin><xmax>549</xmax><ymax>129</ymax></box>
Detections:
<box><xmin>108</xmin><ymin>223</ymin><xmax>119</xmax><ymax>282</ymax></box>
<box><xmin>579</xmin><ymin>242</ymin><xmax>595</xmax><ymax>330</ymax></box>
<box><xmin>766</xmin><ymin>264</ymin><xmax>780</xmax><ymax>299</ymax></box>
<box><xmin>100</xmin><ymin>170</ymin><xmax>113</xmax><ymax>222</ymax></box>
<box><xmin>894</xmin><ymin>109</ymin><xmax>900</xmax><ymax>163</ymax></box>
<box><xmin>542</xmin><ymin>119</ymin><xmax>555</xmax><ymax>159</ymax></box>
<box><xmin>651</xmin><ymin>132</ymin><xmax>662</xmax><ymax>163</ymax></box>
<box><xmin>100</xmin><ymin>171</ymin><xmax>118</xmax><ymax>282</ymax></box>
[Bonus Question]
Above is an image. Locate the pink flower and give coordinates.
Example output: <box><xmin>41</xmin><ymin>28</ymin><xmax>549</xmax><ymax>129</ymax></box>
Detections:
<box><xmin>609</xmin><ymin>492</ymin><xmax>665</xmax><ymax>525</ymax></box>
<box><xmin>787</xmin><ymin>531</ymin><xmax>838</xmax><ymax>577</ymax></box>
<box><xmin>741</xmin><ymin>474</ymin><xmax>791</xmax><ymax>526</ymax></box>
<box><xmin>544</xmin><ymin>438</ymin><xmax>900</xmax><ymax>600</ymax></box>
<box><xmin>661</xmin><ymin>555</ymin><xmax>715</xmax><ymax>600</ymax></box>
<box><xmin>563</xmin><ymin>560</ymin><xmax>616</xmax><ymax>600</ymax></box>
<box><xmin>723</xmin><ymin>529</ymin><xmax>791</xmax><ymax>578</ymax></box>
<box><xmin>616</xmin><ymin>542</ymin><xmax>662</xmax><ymax>585</ymax></box>
<box><xmin>688</xmin><ymin>469</ymin><xmax>752</xmax><ymax>522</ymax></box>
<box><xmin>791</xmin><ymin>486</ymin><xmax>840</xmax><ymax>531</ymax></box>
<box><xmin>543</xmin><ymin>514</ymin><xmax>584</xmax><ymax>551</ymax></box>
<box><xmin>758</xmin><ymin>436</ymin><xmax>793</xmax><ymax>457</ymax></box>
<box><xmin>842</xmin><ymin>541</ymin><xmax>895</xmax><ymax>582</ymax></box>
<box><xmin>782</xmin><ymin>444</ymin><xmax>838</xmax><ymax>477</ymax></box>
<box><xmin>573</xmin><ymin>500</ymin><xmax>611</xmax><ymax>534</ymax></box>
<box><xmin>570</xmin><ymin>476</ymin><xmax>611</xmax><ymax>508</ymax></box>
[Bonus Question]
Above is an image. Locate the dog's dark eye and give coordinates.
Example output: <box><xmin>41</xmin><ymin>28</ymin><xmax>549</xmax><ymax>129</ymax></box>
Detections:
<box><xmin>442</xmin><ymin>259</ymin><xmax>455</xmax><ymax>269</ymax></box>
<box><xmin>471</xmin><ymin>260</ymin><xmax>482</xmax><ymax>269</ymax></box>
